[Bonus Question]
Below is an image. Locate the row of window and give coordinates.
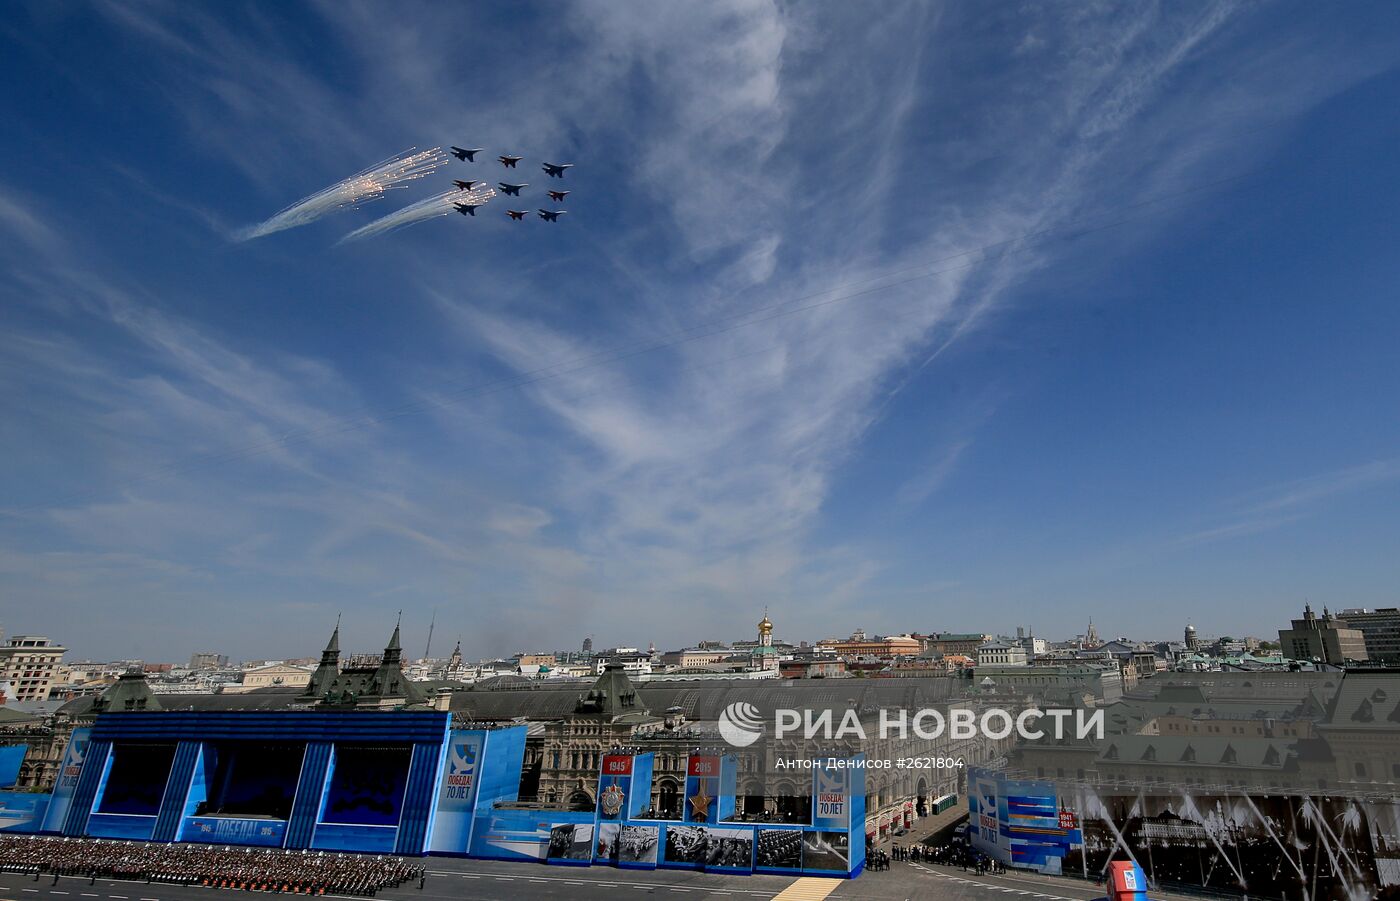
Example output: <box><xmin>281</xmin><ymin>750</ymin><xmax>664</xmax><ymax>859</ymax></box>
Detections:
<box><xmin>1351</xmin><ymin>761</ymin><xmax>1400</xmax><ymax>779</ymax></box>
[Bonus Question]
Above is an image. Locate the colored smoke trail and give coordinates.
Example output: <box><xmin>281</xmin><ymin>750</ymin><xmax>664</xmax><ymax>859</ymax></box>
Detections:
<box><xmin>236</xmin><ymin>148</ymin><xmax>450</xmax><ymax>241</ymax></box>
<box><xmin>337</xmin><ymin>185</ymin><xmax>496</xmax><ymax>243</ymax></box>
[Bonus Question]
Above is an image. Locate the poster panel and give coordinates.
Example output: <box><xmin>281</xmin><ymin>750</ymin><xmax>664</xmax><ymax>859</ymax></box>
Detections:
<box><xmin>616</xmin><ymin>824</ymin><xmax>660</xmax><ymax>868</ymax></box>
<box><xmin>597</xmin><ymin>754</ymin><xmax>632</xmax><ymax>822</ymax></box>
<box><xmin>428</xmin><ymin>731</ymin><xmax>483</xmax><ymax>852</ymax></box>
<box><xmin>801</xmin><ymin>829</ymin><xmax>851</xmax><ymax>873</ymax></box>
<box><xmin>663</xmin><ymin>823</ymin><xmax>710</xmax><ymax>868</ymax></box>
<box><xmin>684</xmin><ymin>756</ymin><xmax>720</xmax><ymax>824</ymax></box>
<box><xmin>755</xmin><ymin>828</ymin><xmax>803</xmax><ymax>872</ymax></box>
<box><xmin>811</xmin><ymin>763</ymin><xmax>851</xmax><ymax>830</ymax></box>
<box><xmin>467</xmin><ymin>809</ymin><xmax>553</xmax><ymax>861</ymax></box>
<box><xmin>40</xmin><ymin>727</ymin><xmax>91</xmax><ymax>833</ymax></box>
<box><xmin>546</xmin><ymin>822</ymin><xmax>595</xmax><ymax>865</ymax></box>
<box><xmin>595</xmin><ymin>821</ymin><xmax>621</xmax><ymax>863</ymax></box>
<box><xmin>705</xmin><ymin>826</ymin><xmax>754</xmax><ymax>873</ymax></box>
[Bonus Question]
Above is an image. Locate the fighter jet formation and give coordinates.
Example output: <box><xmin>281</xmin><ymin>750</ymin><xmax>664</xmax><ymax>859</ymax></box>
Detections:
<box><xmin>448</xmin><ymin>143</ymin><xmax>571</xmax><ymax>224</ymax></box>
<box><xmin>234</xmin><ymin>143</ymin><xmax>572</xmax><ymax>243</ymax></box>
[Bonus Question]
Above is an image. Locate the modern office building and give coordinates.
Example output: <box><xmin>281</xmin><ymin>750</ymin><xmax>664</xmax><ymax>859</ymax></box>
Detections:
<box><xmin>1278</xmin><ymin>604</ymin><xmax>1368</xmax><ymax>664</ymax></box>
<box><xmin>1334</xmin><ymin>607</ymin><xmax>1400</xmax><ymax>663</ymax></box>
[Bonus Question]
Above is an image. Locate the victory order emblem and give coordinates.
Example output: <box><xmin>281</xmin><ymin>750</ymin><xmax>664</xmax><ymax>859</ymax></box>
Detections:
<box><xmin>601</xmin><ymin>782</ymin><xmax>626</xmax><ymax>818</ymax></box>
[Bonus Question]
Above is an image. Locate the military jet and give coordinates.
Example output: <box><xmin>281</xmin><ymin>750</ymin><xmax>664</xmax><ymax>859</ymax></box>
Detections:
<box><xmin>498</xmin><ymin>155</ymin><xmax>523</xmax><ymax>168</ymax></box>
<box><xmin>454</xmin><ymin>202</ymin><xmax>483</xmax><ymax>217</ymax></box>
<box><xmin>537</xmin><ymin>209</ymin><xmax>567</xmax><ymax>222</ymax></box>
<box><xmin>506</xmin><ymin>210</ymin><xmax>529</xmax><ymax>221</ymax></box>
<box><xmin>498</xmin><ymin>183</ymin><xmax>527</xmax><ymax>196</ymax></box>
<box><xmin>547</xmin><ymin>190</ymin><xmax>570</xmax><ymax>202</ymax></box>
<box><xmin>452</xmin><ymin>179</ymin><xmax>482</xmax><ymax>191</ymax></box>
<box><xmin>449</xmin><ymin>147</ymin><xmax>483</xmax><ymax>162</ymax></box>
<box><xmin>542</xmin><ymin>162</ymin><xmax>573</xmax><ymax>178</ymax></box>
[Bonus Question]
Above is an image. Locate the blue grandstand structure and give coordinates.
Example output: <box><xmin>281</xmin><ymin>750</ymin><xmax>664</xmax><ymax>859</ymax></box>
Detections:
<box><xmin>0</xmin><ymin>623</ymin><xmax>866</xmax><ymax>878</ymax></box>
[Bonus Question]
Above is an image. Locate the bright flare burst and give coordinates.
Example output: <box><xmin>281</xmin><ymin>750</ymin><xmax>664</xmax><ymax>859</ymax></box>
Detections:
<box><xmin>337</xmin><ymin>184</ymin><xmax>496</xmax><ymax>243</ymax></box>
<box><xmin>236</xmin><ymin>148</ymin><xmax>449</xmax><ymax>241</ymax></box>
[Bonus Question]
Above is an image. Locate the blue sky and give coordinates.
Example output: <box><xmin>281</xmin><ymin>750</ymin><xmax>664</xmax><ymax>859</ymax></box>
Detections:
<box><xmin>2</xmin><ymin>1</ymin><xmax>1399</xmax><ymax>663</ymax></box>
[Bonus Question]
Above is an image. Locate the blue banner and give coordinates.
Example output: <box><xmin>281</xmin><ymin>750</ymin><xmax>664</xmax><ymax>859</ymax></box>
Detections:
<box><xmin>311</xmin><ymin>822</ymin><xmax>397</xmax><ymax>853</ymax></box>
<box><xmin>683</xmin><ymin>755</ymin><xmax>721</xmax><ymax>824</ymax></box>
<box><xmin>627</xmin><ymin>754</ymin><xmax>654</xmax><ymax>820</ymax></box>
<box><xmin>596</xmin><ymin>754</ymin><xmax>633</xmax><ymax>822</ymax></box>
<box><xmin>0</xmin><ymin>790</ymin><xmax>49</xmax><ymax>832</ymax></box>
<box><xmin>968</xmin><ymin>767</ymin><xmax>1081</xmax><ymax>874</ymax></box>
<box><xmin>0</xmin><ymin>744</ymin><xmax>25</xmax><ymax>789</ymax></box>
<box><xmin>428</xmin><ymin>730</ymin><xmax>483</xmax><ymax>852</ymax></box>
<box><xmin>40</xmin><ymin>727</ymin><xmax>91</xmax><ymax>832</ymax></box>
<box><xmin>86</xmin><ymin>812</ymin><xmax>157</xmax><ymax>841</ymax></box>
<box><xmin>184</xmin><ymin>817</ymin><xmax>287</xmax><ymax>846</ymax></box>
<box><xmin>469</xmin><ymin>808</ymin><xmax>594</xmax><ymax>861</ymax></box>
<box><xmin>811</xmin><ymin>763</ymin><xmax>851</xmax><ymax>830</ymax></box>
<box><xmin>0</xmin><ymin>745</ymin><xmax>26</xmax><ymax>788</ymax></box>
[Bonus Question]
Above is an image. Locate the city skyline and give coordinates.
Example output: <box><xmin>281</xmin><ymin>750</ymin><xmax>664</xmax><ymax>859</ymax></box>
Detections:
<box><xmin>4</xmin><ymin>3</ymin><xmax>1400</xmax><ymax>662</ymax></box>
<box><xmin>0</xmin><ymin>599</ymin><xmax>1368</xmax><ymax>664</ymax></box>
<box><xmin>0</xmin><ymin>608</ymin><xmax>1291</xmax><ymax>667</ymax></box>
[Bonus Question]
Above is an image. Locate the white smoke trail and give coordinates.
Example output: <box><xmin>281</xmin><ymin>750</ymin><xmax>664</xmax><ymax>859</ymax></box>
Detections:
<box><xmin>337</xmin><ymin>185</ymin><xmax>496</xmax><ymax>243</ymax></box>
<box><xmin>236</xmin><ymin>148</ymin><xmax>449</xmax><ymax>241</ymax></box>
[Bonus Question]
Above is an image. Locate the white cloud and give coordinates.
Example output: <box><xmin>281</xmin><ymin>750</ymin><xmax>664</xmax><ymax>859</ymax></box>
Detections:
<box><xmin>1243</xmin><ymin>459</ymin><xmax>1400</xmax><ymax>515</ymax></box>
<box><xmin>488</xmin><ymin>504</ymin><xmax>553</xmax><ymax>538</ymax></box>
<box><xmin>570</xmin><ymin>0</ymin><xmax>790</xmax><ymax>263</ymax></box>
<box><xmin>898</xmin><ymin>438</ymin><xmax>973</xmax><ymax>508</ymax></box>
<box><xmin>0</xmin><ymin>189</ymin><xmax>64</xmax><ymax>257</ymax></box>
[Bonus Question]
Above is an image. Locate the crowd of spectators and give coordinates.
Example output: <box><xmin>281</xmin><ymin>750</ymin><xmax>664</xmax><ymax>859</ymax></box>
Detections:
<box><xmin>0</xmin><ymin>836</ymin><xmax>425</xmax><ymax>896</ymax></box>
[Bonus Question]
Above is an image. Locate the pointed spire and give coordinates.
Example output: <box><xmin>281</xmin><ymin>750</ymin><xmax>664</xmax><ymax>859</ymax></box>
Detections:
<box><xmin>364</xmin><ymin>613</ymin><xmax>411</xmax><ymax>702</ymax></box>
<box><xmin>322</xmin><ymin>616</ymin><xmax>342</xmax><ymax>661</ymax></box>
<box><xmin>380</xmin><ymin>613</ymin><xmax>403</xmax><ymax>668</ymax></box>
<box><xmin>306</xmin><ymin>616</ymin><xmax>343</xmax><ymax>699</ymax></box>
